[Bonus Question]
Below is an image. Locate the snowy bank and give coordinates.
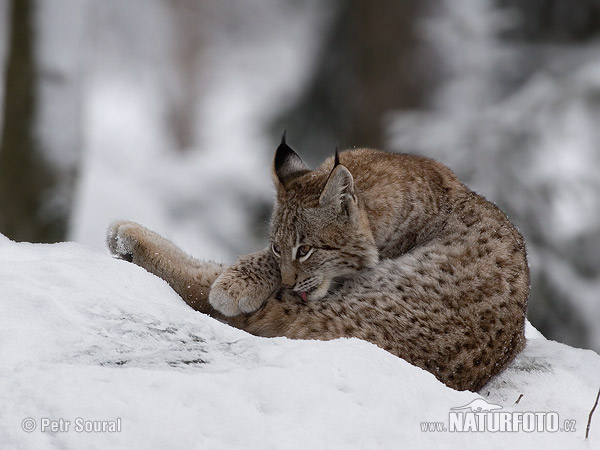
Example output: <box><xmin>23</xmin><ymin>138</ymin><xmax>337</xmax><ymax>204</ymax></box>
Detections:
<box><xmin>1</xmin><ymin>236</ymin><xmax>599</xmax><ymax>449</ymax></box>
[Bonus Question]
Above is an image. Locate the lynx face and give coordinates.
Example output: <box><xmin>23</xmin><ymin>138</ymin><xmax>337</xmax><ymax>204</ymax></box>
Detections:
<box><xmin>270</xmin><ymin>138</ymin><xmax>378</xmax><ymax>302</ymax></box>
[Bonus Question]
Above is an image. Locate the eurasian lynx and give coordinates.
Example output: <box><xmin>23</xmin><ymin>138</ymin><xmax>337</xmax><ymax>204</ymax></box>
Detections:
<box><xmin>107</xmin><ymin>137</ymin><xmax>529</xmax><ymax>391</ymax></box>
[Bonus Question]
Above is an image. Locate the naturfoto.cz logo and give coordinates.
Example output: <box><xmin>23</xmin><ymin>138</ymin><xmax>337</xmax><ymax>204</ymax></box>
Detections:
<box><xmin>421</xmin><ymin>398</ymin><xmax>577</xmax><ymax>433</ymax></box>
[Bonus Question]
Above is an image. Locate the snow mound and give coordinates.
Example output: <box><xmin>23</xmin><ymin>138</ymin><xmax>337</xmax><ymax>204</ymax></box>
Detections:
<box><xmin>1</xmin><ymin>236</ymin><xmax>599</xmax><ymax>449</ymax></box>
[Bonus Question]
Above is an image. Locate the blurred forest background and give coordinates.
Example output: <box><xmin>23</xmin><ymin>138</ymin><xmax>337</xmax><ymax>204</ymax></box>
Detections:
<box><xmin>0</xmin><ymin>0</ymin><xmax>599</xmax><ymax>352</ymax></box>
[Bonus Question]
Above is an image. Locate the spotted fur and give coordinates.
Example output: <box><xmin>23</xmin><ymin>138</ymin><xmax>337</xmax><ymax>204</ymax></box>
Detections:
<box><xmin>107</xmin><ymin>144</ymin><xmax>529</xmax><ymax>391</ymax></box>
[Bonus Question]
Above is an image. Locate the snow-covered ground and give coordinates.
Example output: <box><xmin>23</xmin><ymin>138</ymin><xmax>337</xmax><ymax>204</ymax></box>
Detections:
<box><xmin>1</xmin><ymin>235</ymin><xmax>599</xmax><ymax>449</ymax></box>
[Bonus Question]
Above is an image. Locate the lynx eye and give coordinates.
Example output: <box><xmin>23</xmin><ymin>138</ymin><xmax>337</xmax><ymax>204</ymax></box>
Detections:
<box><xmin>271</xmin><ymin>242</ymin><xmax>281</xmax><ymax>258</ymax></box>
<box><xmin>296</xmin><ymin>244</ymin><xmax>313</xmax><ymax>260</ymax></box>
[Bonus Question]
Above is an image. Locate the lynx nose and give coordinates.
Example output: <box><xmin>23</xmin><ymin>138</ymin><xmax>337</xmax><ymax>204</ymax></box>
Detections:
<box><xmin>281</xmin><ymin>270</ymin><xmax>296</xmax><ymax>288</ymax></box>
<box><xmin>281</xmin><ymin>280</ymin><xmax>295</xmax><ymax>289</ymax></box>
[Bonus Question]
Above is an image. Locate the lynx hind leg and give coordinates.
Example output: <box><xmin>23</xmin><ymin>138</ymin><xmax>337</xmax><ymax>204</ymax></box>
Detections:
<box><xmin>209</xmin><ymin>248</ymin><xmax>281</xmax><ymax>317</ymax></box>
<box><xmin>106</xmin><ymin>220</ymin><xmax>225</xmax><ymax>314</ymax></box>
<box><xmin>107</xmin><ymin>220</ymin><xmax>172</xmax><ymax>266</ymax></box>
<box><xmin>107</xmin><ymin>220</ymin><xmax>145</xmax><ymax>261</ymax></box>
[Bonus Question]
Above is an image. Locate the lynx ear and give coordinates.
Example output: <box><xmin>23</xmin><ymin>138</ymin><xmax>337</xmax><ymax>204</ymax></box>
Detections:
<box><xmin>319</xmin><ymin>161</ymin><xmax>357</xmax><ymax>216</ymax></box>
<box><xmin>272</xmin><ymin>132</ymin><xmax>309</xmax><ymax>190</ymax></box>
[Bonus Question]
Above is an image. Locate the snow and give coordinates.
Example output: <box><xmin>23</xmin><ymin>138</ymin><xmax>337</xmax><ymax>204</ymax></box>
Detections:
<box><xmin>1</xmin><ymin>235</ymin><xmax>599</xmax><ymax>449</ymax></box>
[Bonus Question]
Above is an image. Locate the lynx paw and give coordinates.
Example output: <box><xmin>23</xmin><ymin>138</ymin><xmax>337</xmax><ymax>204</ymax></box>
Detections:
<box><xmin>106</xmin><ymin>220</ymin><xmax>146</xmax><ymax>262</ymax></box>
<box><xmin>209</xmin><ymin>271</ymin><xmax>271</xmax><ymax>317</ymax></box>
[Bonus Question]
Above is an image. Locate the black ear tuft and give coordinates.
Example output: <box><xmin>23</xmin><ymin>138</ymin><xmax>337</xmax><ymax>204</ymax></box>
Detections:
<box><xmin>272</xmin><ymin>134</ymin><xmax>309</xmax><ymax>189</ymax></box>
<box><xmin>334</xmin><ymin>145</ymin><xmax>340</xmax><ymax>167</ymax></box>
<box><xmin>281</xmin><ymin>129</ymin><xmax>287</xmax><ymax>145</ymax></box>
<box><xmin>274</xmin><ymin>140</ymin><xmax>293</xmax><ymax>173</ymax></box>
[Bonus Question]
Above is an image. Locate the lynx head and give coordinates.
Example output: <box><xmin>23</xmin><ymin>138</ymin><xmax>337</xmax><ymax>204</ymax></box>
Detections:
<box><xmin>269</xmin><ymin>135</ymin><xmax>378</xmax><ymax>302</ymax></box>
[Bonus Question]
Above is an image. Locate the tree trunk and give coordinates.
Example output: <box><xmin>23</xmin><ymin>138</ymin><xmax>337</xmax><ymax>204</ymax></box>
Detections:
<box><xmin>274</xmin><ymin>0</ymin><xmax>428</xmax><ymax>165</ymax></box>
<box><xmin>0</xmin><ymin>0</ymin><xmax>66</xmax><ymax>243</ymax></box>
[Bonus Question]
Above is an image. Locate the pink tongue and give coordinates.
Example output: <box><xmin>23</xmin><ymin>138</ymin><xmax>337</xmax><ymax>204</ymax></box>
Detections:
<box><xmin>298</xmin><ymin>291</ymin><xmax>308</xmax><ymax>302</ymax></box>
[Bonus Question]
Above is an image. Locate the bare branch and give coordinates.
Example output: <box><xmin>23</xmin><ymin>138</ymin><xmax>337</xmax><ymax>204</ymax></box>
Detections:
<box><xmin>586</xmin><ymin>386</ymin><xmax>600</xmax><ymax>439</ymax></box>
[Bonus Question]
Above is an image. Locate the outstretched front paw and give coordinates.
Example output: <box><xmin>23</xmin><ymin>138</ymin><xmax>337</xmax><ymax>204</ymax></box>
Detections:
<box><xmin>106</xmin><ymin>220</ymin><xmax>147</xmax><ymax>262</ymax></box>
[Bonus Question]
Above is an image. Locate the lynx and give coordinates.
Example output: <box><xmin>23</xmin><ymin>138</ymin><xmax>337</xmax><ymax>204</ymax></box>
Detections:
<box><xmin>107</xmin><ymin>136</ymin><xmax>529</xmax><ymax>391</ymax></box>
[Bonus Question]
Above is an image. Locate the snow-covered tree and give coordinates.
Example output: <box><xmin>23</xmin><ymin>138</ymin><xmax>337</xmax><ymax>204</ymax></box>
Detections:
<box><xmin>389</xmin><ymin>0</ymin><xmax>600</xmax><ymax>351</ymax></box>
